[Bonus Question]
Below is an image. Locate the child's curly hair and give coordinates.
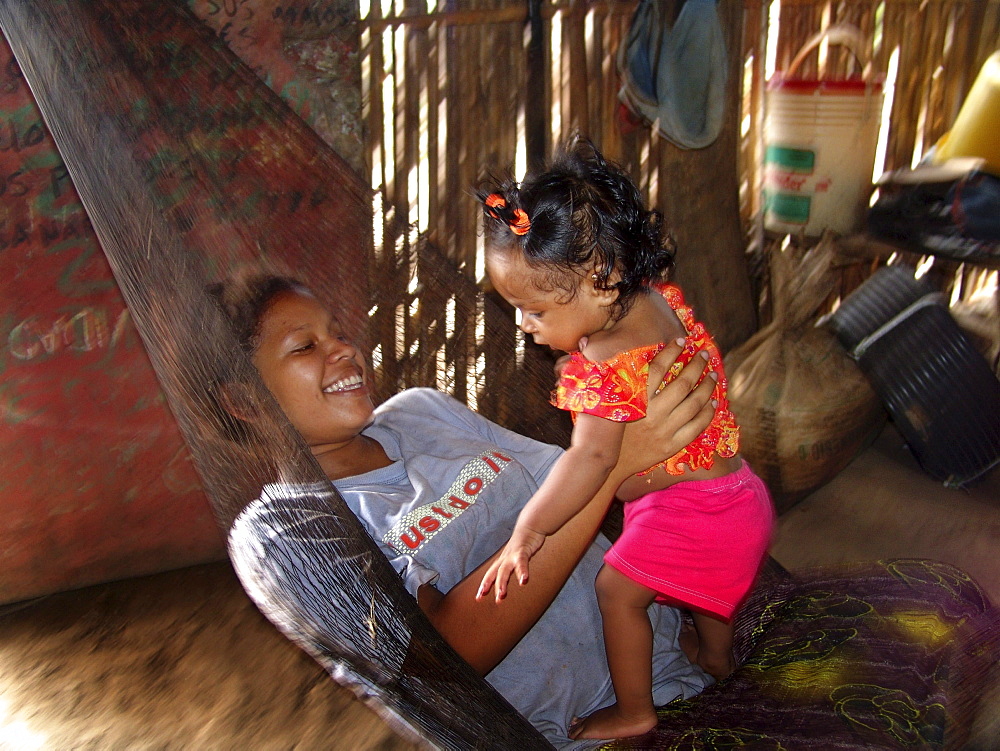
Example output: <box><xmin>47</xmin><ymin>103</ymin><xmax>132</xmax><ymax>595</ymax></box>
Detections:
<box><xmin>476</xmin><ymin>137</ymin><xmax>676</xmax><ymax>321</ymax></box>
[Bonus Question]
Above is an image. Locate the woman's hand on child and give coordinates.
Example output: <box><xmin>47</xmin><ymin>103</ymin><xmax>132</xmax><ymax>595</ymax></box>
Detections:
<box><xmin>476</xmin><ymin>526</ymin><xmax>548</xmax><ymax>603</ymax></box>
<box><xmin>616</xmin><ymin>340</ymin><xmax>715</xmax><ymax>480</ymax></box>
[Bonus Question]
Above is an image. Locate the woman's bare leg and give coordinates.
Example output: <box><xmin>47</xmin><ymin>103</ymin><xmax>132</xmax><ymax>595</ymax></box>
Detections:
<box><xmin>677</xmin><ymin>616</ymin><xmax>699</xmax><ymax>663</ymax></box>
<box><xmin>691</xmin><ymin>611</ymin><xmax>735</xmax><ymax>680</ymax></box>
<box><xmin>568</xmin><ymin>565</ymin><xmax>659</xmax><ymax>740</ymax></box>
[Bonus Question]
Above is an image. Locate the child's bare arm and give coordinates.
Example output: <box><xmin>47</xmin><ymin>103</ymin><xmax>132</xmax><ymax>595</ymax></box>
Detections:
<box><xmin>520</xmin><ymin>413</ymin><xmax>625</xmax><ymax>533</ymax></box>
<box><xmin>476</xmin><ymin>414</ymin><xmax>625</xmax><ymax>602</ymax></box>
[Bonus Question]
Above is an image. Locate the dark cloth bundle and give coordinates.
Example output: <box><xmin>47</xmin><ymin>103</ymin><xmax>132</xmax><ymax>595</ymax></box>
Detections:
<box><xmin>868</xmin><ymin>162</ymin><xmax>1000</xmax><ymax>262</ymax></box>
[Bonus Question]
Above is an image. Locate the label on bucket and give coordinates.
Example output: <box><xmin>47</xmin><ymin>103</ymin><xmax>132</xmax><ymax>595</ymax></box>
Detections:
<box><xmin>765</xmin><ymin>145</ymin><xmax>815</xmax><ymax>174</ymax></box>
<box><xmin>764</xmin><ymin>190</ymin><xmax>811</xmax><ymax>224</ymax></box>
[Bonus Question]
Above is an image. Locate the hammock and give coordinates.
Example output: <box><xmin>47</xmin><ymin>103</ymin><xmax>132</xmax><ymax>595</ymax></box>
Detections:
<box><xmin>2</xmin><ymin>1</ymin><xmax>998</xmax><ymax>749</ymax></box>
<box><xmin>0</xmin><ymin>0</ymin><xmax>547</xmax><ymax>746</ymax></box>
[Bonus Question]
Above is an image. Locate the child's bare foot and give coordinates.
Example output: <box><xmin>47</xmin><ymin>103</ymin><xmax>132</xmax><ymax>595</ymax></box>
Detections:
<box><xmin>697</xmin><ymin>652</ymin><xmax>736</xmax><ymax>681</ymax></box>
<box><xmin>567</xmin><ymin>703</ymin><xmax>657</xmax><ymax>740</ymax></box>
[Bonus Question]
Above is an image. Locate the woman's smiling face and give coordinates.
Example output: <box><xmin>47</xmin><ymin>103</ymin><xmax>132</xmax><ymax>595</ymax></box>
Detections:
<box><xmin>251</xmin><ymin>289</ymin><xmax>375</xmax><ymax>452</ymax></box>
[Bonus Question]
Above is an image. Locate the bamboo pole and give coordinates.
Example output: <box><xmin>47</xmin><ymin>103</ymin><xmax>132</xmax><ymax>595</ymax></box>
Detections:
<box><xmin>527</xmin><ymin>0</ymin><xmax>547</xmax><ymax>170</ymax></box>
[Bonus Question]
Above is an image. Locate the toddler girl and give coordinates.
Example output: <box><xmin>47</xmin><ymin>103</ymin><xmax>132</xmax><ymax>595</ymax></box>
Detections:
<box><xmin>475</xmin><ymin>139</ymin><xmax>774</xmax><ymax>740</ymax></box>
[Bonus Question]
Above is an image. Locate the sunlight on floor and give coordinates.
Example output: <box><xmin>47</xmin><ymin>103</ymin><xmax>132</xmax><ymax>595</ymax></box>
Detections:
<box><xmin>0</xmin><ymin>697</ymin><xmax>47</xmax><ymax>751</ymax></box>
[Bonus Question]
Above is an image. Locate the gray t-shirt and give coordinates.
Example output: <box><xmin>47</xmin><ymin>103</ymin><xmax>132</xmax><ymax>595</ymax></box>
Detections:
<box><xmin>231</xmin><ymin>388</ymin><xmax>709</xmax><ymax>747</ymax></box>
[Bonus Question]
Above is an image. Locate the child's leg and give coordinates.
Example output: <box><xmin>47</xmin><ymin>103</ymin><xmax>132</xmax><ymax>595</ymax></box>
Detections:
<box><xmin>690</xmin><ymin>611</ymin><xmax>736</xmax><ymax>680</ymax></box>
<box><xmin>568</xmin><ymin>565</ymin><xmax>659</xmax><ymax>740</ymax></box>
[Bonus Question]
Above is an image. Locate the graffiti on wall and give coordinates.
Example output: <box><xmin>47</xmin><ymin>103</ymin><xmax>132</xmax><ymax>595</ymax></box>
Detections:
<box><xmin>0</xmin><ymin>0</ymin><xmax>364</xmax><ymax>603</ymax></box>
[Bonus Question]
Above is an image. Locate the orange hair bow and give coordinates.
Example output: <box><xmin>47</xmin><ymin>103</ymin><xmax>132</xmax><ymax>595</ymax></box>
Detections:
<box><xmin>485</xmin><ymin>193</ymin><xmax>531</xmax><ymax>236</ymax></box>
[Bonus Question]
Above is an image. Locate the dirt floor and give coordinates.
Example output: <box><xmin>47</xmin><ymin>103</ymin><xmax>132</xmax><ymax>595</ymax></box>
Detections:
<box><xmin>1</xmin><ymin>425</ymin><xmax>998</xmax><ymax>750</ymax></box>
<box><xmin>0</xmin><ymin>561</ymin><xmax>419</xmax><ymax>750</ymax></box>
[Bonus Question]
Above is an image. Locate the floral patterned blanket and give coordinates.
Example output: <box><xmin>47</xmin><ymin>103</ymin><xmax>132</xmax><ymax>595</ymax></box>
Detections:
<box><xmin>605</xmin><ymin>558</ymin><xmax>1000</xmax><ymax>750</ymax></box>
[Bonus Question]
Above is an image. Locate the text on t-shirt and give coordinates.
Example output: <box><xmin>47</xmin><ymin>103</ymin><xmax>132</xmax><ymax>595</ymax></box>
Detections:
<box><xmin>382</xmin><ymin>450</ymin><xmax>513</xmax><ymax>554</ymax></box>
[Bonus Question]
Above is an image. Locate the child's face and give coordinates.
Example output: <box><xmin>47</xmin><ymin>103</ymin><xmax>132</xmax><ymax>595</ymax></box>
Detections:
<box><xmin>251</xmin><ymin>290</ymin><xmax>375</xmax><ymax>451</ymax></box>
<box><xmin>486</xmin><ymin>252</ymin><xmax>613</xmax><ymax>353</ymax></box>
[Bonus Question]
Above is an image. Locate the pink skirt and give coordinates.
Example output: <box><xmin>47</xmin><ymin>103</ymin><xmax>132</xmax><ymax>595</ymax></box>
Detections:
<box><xmin>604</xmin><ymin>461</ymin><xmax>774</xmax><ymax>620</ymax></box>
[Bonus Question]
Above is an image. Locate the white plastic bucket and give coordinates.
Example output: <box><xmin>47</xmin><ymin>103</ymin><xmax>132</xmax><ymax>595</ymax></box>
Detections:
<box><xmin>763</xmin><ymin>26</ymin><xmax>884</xmax><ymax>236</ymax></box>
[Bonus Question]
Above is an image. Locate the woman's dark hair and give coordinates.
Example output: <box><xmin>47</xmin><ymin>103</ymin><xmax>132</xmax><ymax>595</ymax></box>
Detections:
<box><xmin>205</xmin><ymin>273</ymin><xmax>311</xmax><ymax>443</ymax></box>
<box><xmin>207</xmin><ymin>273</ymin><xmax>312</xmax><ymax>356</ymax></box>
<box><xmin>476</xmin><ymin>137</ymin><xmax>676</xmax><ymax>321</ymax></box>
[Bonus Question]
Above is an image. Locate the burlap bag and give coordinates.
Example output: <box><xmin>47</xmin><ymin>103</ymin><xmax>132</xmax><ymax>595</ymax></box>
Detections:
<box><xmin>725</xmin><ymin>237</ymin><xmax>886</xmax><ymax>513</ymax></box>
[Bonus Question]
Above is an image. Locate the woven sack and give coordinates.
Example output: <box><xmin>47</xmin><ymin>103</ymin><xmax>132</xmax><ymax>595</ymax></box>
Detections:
<box><xmin>725</xmin><ymin>238</ymin><xmax>886</xmax><ymax>512</ymax></box>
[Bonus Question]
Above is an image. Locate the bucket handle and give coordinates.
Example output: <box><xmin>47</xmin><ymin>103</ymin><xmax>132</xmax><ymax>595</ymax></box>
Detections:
<box><xmin>786</xmin><ymin>24</ymin><xmax>872</xmax><ymax>81</ymax></box>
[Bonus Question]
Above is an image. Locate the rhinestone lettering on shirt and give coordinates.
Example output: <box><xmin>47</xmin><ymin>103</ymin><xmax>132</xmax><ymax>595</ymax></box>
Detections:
<box><xmin>383</xmin><ymin>450</ymin><xmax>513</xmax><ymax>555</ymax></box>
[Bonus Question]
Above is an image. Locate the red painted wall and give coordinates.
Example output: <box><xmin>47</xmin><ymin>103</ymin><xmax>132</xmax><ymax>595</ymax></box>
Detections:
<box><xmin>0</xmin><ymin>0</ymin><xmax>363</xmax><ymax>604</ymax></box>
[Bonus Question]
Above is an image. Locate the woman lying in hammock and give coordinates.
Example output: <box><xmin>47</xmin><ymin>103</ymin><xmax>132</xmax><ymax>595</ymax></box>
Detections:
<box><xmin>212</xmin><ymin>274</ymin><xmax>717</xmax><ymax>746</ymax></box>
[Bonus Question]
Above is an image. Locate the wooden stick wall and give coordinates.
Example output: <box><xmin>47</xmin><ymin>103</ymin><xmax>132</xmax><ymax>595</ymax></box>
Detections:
<box><xmin>359</xmin><ymin>0</ymin><xmax>999</xmax><ymax>433</ymax></box>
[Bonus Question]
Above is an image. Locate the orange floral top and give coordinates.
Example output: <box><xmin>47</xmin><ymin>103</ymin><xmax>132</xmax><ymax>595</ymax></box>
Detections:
<box><xmin>551</xmin><ymin>283</ymin><xmax>739</xmax><ymax>475</ymax></box>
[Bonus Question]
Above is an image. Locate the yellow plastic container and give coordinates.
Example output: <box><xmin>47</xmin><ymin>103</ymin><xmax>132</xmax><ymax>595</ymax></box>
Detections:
<box><xmin>933</xmin><ymin>51</ymin><xmax>1000</xmax><ymax>176</ymax></box>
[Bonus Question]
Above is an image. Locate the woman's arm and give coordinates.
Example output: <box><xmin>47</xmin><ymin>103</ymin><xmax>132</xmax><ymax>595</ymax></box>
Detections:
<box><xmin>417</xmin><ymin>343</ymin><xmax>715</xmax><ymax>675</ymax></box>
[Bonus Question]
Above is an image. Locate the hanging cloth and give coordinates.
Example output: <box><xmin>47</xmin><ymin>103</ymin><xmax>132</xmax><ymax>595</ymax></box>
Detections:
<box><xmin>617</xmin><ymin>0</ymin><xmax>728</xmax><ymax>149</ymax></box>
